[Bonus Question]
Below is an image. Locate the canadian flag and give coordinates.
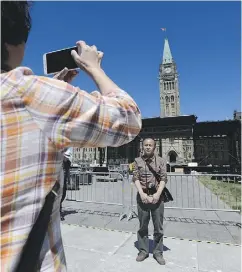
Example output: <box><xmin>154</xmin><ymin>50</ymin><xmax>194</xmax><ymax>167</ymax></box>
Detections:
<box><xmin>161</xmin><ymin>28</ymin><xmax>166</xmax><ymax>31</ymax></box>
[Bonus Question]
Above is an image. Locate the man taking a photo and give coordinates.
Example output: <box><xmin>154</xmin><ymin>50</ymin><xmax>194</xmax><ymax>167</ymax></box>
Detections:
<box><xmin>1</xmin><ymin>2</ymin><xmax>142</xmax><ymax>271</ymax></box>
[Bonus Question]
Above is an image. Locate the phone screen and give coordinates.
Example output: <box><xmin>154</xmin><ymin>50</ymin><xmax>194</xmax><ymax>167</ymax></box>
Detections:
<box><xmin>45</xmin><ymin>46</ymin><xmax>78</xmax><ymax>74</ymax></box>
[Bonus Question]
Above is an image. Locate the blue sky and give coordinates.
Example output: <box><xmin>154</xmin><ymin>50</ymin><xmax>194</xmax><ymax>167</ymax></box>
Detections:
<box><xmin>23</xmin><ymin>1</ymin><xmax>241</xmax><ymax>122</ymax></box>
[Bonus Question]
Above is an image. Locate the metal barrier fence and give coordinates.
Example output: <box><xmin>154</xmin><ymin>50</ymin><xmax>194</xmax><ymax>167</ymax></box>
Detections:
<box><xmin>65</xmin><ymin>172</ymin><xmax>241</xmax><ymax>221</ymax></box>
<box><xmin>127</xmin><ymin>173</ymin><xmax>241</xmax><ymax>220</ymax></box>
<box><xmin>66</xmin><ymin>172</ymin><xmax>127</xmax><ymax>220</ymax></box>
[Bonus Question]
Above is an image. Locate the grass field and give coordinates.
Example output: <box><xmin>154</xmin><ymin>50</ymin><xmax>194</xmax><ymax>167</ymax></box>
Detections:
<box><xmin>199</xmin><ymin>176</ymin><xmax>241</xmax><ymax>211</ymax></box>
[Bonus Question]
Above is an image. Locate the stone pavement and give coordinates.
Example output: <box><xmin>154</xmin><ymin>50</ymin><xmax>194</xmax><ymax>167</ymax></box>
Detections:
<box><xmin>62</xmin><ymin>223</ymin><xmax>241</xmax><ymax>272</ymax></box>
<box><xmin>62</xmin><ymin>200</ymin><xmax>241</xmax><ymax>245</ymax></box>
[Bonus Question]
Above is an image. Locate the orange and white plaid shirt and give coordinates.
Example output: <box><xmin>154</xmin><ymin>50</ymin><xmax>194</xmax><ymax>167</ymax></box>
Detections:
<box><xmin>0</xmin><ymin>67</ymin><xmax>142</xmax><ymax>271</ymax></box>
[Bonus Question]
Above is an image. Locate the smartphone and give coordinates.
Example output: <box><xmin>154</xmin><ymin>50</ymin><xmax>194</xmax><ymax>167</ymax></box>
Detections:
<box><xmin>43</xmin><ymin>46</ymin><xmax>79</xmax><ymax>75</ymax></box>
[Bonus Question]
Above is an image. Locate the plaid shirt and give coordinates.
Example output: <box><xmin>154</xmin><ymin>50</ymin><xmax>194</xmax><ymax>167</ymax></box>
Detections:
<box><xmin>1</xmin><ymin>67</ymin><xmax>141</xmax><ymax>271</ymax></box>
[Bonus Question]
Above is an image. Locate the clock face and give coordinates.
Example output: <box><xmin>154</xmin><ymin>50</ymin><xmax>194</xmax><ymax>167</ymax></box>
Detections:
<box><xmin>165</xmin><ymin>67</ymin><xmax>172</xmax><ymax>74</ymax></box>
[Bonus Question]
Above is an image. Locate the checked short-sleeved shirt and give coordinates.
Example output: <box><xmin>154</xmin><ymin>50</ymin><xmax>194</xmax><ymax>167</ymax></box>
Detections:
<box><xmin>1</xmin><ymin>67</ymin><xmax>142</xmax><ymax>271</ymax></box>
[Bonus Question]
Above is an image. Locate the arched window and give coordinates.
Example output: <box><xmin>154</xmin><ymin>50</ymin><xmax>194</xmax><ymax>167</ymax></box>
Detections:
<box><xmin>172</xmin><ymin>82</ymin><xmax>175</xmax><ymax>89</ymax></box>
<box><xmin>164</xmin><ymin>83</ymin><xmax>166</xmax><ymax>90</ymax></box>
<box><xmin>165</xmin><ymin>96</ymin><xmax>169</xmax><ymax>102</ymax></box>
<box><xmin>171</xmin><ymin>95</ymin><xmax>174</xmax><ymax>102</ymax></box>
<box><xmin>166</xmin><ymin>105</ymin><xmax>169</xmax><ymax>113</ymax></box>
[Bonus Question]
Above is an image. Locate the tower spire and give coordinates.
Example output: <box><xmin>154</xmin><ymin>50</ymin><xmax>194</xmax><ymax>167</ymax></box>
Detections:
<box><xmin>162</xmin><ymin>38</ymin><xmax>173</xmax><ymax>64</ymax></box>
<box><xmin>159</xmin><ymin>36</ymin><xmax>180</xmax><ymax>118</ymax></box>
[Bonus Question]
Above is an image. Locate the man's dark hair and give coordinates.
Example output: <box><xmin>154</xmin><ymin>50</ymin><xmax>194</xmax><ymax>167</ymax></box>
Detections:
<box><xmin>1</xmin><ymin>1</ymin><xmax>32</xmax><ymax>71</ymax></box>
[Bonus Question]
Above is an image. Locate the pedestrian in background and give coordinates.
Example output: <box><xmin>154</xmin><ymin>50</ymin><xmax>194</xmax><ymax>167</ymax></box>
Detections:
<box><xmin>60</xmin><ymin>149</ymin><xmax>72</xmax><ymax>220</ymax></box>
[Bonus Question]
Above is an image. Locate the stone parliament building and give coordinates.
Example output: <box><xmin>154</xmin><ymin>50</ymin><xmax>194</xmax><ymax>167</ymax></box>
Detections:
<box><xmin>73</xmin><ymin>38</ymin><xmax>241</xmax><ymax>172</ymax></box>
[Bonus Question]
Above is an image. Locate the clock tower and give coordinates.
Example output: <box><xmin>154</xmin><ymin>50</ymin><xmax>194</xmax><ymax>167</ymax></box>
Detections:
<box><xmin>159</xmin><ymin>38</ymin><xmax>180</xmax><ymax>117</ymax></box>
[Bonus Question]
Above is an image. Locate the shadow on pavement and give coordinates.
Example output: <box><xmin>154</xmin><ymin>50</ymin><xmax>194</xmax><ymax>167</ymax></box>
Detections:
<box><xmin>134</xmin><ymin>239</ymin><xmax>170</xmax><ymax>254</ymax></box>
<box><xmin>61</xmin><ymin>209</ymin><xmax>79</xmax><ymax>221</ymax></box>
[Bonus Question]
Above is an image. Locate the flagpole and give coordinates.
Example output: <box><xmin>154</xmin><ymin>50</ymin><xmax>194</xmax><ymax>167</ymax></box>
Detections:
<box><xmin>160</xmin><ymin>27</ymin><xmax>167</xmax><ymax>39</ymax></box>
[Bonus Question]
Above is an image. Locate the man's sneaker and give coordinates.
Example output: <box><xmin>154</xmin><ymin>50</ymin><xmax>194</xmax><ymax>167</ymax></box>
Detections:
<box><xmin>136</xmin><ymin>252</ymin><xmax>149</xmax><ymax>262</ymax></box>
<box><xmin>153</xmin><ymin>254</ymin><xmax>166</xmax><ymax>265</ymax></box>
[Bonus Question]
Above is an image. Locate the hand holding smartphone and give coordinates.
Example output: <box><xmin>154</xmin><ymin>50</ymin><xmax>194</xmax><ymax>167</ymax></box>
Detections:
<box><xmin>43</xmin><ymin>46</ymin><xmax>78</xmax><ymax>75</ymax></box>
<box><xmin>53</xmin><ymin>68</ymin><xmax>79</xmax><ymax>83</ymax></box>
<box><xmin>43</xmin><ymin>41</ymin><xmax>103</xmax><ymax>76</ymax></box>
<box><xmin>43</xmin><ymin>41</ymin><xmax>120</xmax><ymax>97</ymax></box>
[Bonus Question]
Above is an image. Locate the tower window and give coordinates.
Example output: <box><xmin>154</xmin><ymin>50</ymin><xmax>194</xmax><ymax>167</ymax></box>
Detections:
<box><xmin>165</xmin><ymin>96</ymin><xmax>169</xmax><ymax>102</ymax></box>
<box><xmin>164</xmin><ymin>83</ymin><xmax>166</xmax><ymax>90</ymax></box>
<box><xmin>171</xmin><ymin>96</ymin><xmax>174</xmax><ymax>102</ymax></box>
<box><xmin>171</xmin><ymin>103</ymin><xmax>175</xmax><ymax>108</ymax></box>
<box><xmin>172</xmin><ymin>82</ymin><xmax>175</xmax><ymax>89</ymax></box>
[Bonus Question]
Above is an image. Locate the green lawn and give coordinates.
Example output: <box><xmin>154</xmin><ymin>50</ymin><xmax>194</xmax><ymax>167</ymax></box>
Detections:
<box><xmin>199</xmin><ymin>176</ymin><xmax>241</xmax><ymax>211</ymax></box>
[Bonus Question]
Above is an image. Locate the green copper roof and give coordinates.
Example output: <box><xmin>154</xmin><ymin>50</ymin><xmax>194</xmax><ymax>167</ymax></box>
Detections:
<box><xmin>162</xmin><ymin>38</ymin><xmax>173</xmax><ymax>64</ymax></box>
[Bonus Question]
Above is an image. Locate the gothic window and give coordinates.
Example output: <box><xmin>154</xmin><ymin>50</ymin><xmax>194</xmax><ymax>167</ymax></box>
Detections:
<box><xmin>172</xmin><ymin>82</ymin><xmax>175</xmax><ymax>89</ymax></box>
<box><xmin>167</xmin><ymin>82</ymin><xmax>169</xmax><ymax>90</ymax></box>
<box><xmin>164</xmin><ymin>83</ymin><xmax>166</xmax><ymax>90</ymax></box>
<box><xmin>169</xmin><ymin>82</ymin><xmax>171</xmax><ymax>90</ymax></box>
<box><xmin>171</xmin><ymin>95</ymin><xmax>174</xmax><ymax>102</ymax></box>
<box><xmin>165</xmin><ymin>96</ymin><xmax>169</xmax><ymax>102</ymax></box>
